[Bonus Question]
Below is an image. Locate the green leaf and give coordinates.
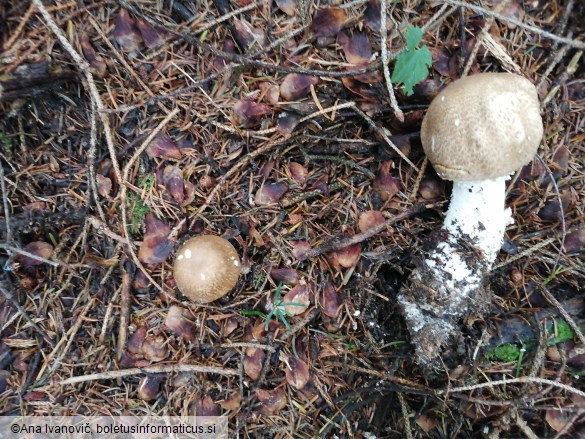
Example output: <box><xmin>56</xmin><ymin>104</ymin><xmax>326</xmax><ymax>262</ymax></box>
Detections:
<box><xmin>404</xmin><ymin>25</ymin><xmax>423</xmax><ymax>50</ymax></box>
<box><xmin>391</xmin><ymin>25</ymin><xmax>432</xmax><ymax>96</ymax></box>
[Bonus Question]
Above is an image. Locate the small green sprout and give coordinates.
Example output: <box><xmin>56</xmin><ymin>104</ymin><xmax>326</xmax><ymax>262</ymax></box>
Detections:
<box><xmin>487</xmin><ymin>343</ymin><xmax>522</xmax><ymax>362</ymax></box>
<box><xmin>264</xmin><ymin>283</ymin><xmax>304</xmax><ymax>331</ymax></box>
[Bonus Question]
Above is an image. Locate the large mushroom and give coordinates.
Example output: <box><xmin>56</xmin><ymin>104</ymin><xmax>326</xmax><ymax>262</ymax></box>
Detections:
<box><xmin>397</xmin><ymin>72</ymin><xmax>543</xmax><ymax>365</ymax></box>
<box><xmin>173</xmin><ymin>235</ymin><xmax>241</xmax><ymax>303</ymax></box>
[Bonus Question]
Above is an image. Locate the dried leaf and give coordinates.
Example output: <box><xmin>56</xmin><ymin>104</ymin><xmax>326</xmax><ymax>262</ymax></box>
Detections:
<box><xmin>276</xmin><ymin>0</ymin><xmax>298</xmax><ymax>16</ymax></box>
<box><xmin>545</xmin><ymin>409</ymin><xmax>573</xmax><ymax>432</ymax></box>
<box><xmin>283</xmin><ymin>354</ymin><xmax>310</xmax><ymax>390</ymax></box>
<box><xmin>137</xmin><ymin>375</ymin><xmax>164</xmax><ymax>400</ymax></box>
<box><xmin>339</xmin><ymin>31</ymin><xmax>372</xmax><ymax>65</ymax></box>
<box><xmin>244</xmin><ymin>347</ymin><xmax>265</xmax><ymax>380</ymax></box>
<box><xmin>18</xmin><ymin>241</ymin><xmax>53</xmax><ymax>267</ymax></box>
<box><xmin>141</xmin><ymin>335</ymin><xmax>169</xmax><ymax>362</ymax></box>
<box><xmin>289</xmin><ymin>162</ymin><xmax>308</xmax><ymax>183</ymax></box>
<box><xmin>135</xmin><ymin>17</ymin><xmax>164</xmax><ymax>49</ymax></box>
<box><xmin>292</xmin><ymin>241</ymin><xmax>311</xmax><ymax>260</ymax></box>
<box><xmin>358</xmin><ymin>210</ymin><xmax>386</xmax><ymax>233</ymax></box>
<box><xmin>280</xmin><ymin>73</ymin><xmax>319</xmax><ymax>101</ymax></box>
<box><xmin>310</xmin><ymin>8</ymin><xmax>347</xmax><ymax>38</ymax></box>
<box><xmin>80</xmin><ymin>35</ymin><xmax>106</xmax><ymax>78</ymax></box>
<box><xmin>564</xmin><ymin>228</ymin><xmax>585</xmax><ymax>254</ymax></box>
<box><xmin>259</xmin><ymin>82</ymin><xmax>280</xmax><ymax>105</ymax></box>
<box><xmin>192</xmin><ymin>395</ymin><xmax>221</xmax><ymax>417</ymax></box>
<box><xmin>374</xmin><ymin>161</ymin><xmax>402</xmax><ymax>201</ymax></box>
<box><xmin>283</xmin><ymin>284</ymin><xmax>310</xmax><ymax>315</ymax></box>
<box><xmin>416</xmin><ymin>413</ymin><xmax>438</xmax><ymax>433</ymax></box>
<box><xmin>329</xmin><ymin>243</ymin><xmax>361</xmax><ymax>269</ymax></box>
<box><xmin>127</xmin><ymin>325</ymin><xmax>147</xmax><ymax>354</ymax></box>
<box><xmin>146</xmin><ymin>133</ymin><xmax>182</xmax><ymax>160</ymax></box>
<box><xmin>219</xmin><ymin>391</ymin><xmax>242</xmax><ymax>411</ymax></box>
<box><xmin>96</xmin><ymin>173</ymin><xmax>112</xmax><ymax>197</ymax></box>
<box><xmin>164</xmin><ymin>306</ymin><xmax>197</xmax><ymax>342</ymax></box>
<box><xmin>112</xmin><ymin>8</ymin><xmax>142</xmax><ymax>52</ymax></box>
<box><xmin>277</xmin><ymin>112</ymin><xmax>301</xmax><ymax>134</ymax></box>
<box><xmin>255</xmin><ymin>388</ymin><xmax>287</xmax><ymax>416</ymax></box>
<box><xmin>138</xmin><ymin>214</ymin><xmax>172</xmax><ymax>265</ymax></box>
<box><xmin>234</xmin><ymin>20</ymin><xmax>267</xmax><ymax>50</ymax></box>
<box><xmin>255</xmin><ymin>182</ymin><xmax>289</xmax><ymax>205</ymax></box>
<box><xmin>270</xmin><ymin>268</ymin><xmax>300</xmax><ymax>285</ymax></box>
<box><xmin>233</xmin><ymin>99</ymin><xmax>272</xmax><ymax>128</ymax></box>
<box><xmin>162</xmin><ymin>165</ymin><xmax>185</xmax><ymax>204</ymax></box>
<box><xmin>492</xmin><ymin>0</ymin><xmax>525</xmax><ymax>29</ymax></box>
<box><xmin>321</xmin><ymin>279</ymin><xmax>340</xmax><ymax>318</ymax></box>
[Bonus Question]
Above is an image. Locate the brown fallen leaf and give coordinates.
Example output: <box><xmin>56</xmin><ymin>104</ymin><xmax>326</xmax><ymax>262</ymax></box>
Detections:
<box><xmin>289</xmin><ymin>162</ymin><xmax>308</xmax><ymax>184</ymax></box>
<box><xmin>112</xmin><ymin>8</ymin><xmax>143</xmax><ymax>52</ymax></box>
<box><xmin>135</xmin><ymin>17</ymin><xmax>164</xmax><ymax>49</ymax></box>
<box><xmin>233</xmin><ymin>99</ymin><xmax>272</xmax><ymax>128</ymax></box>
<box><xmin>373</xmin><ymin>161</ymin><xmax>402</xmax><ymax>201</ymax></box>
<box><xmin>283</xmin><ymin>284</ymin><xmax>310</xmax><ymax>315</ymax></box>
<box><xmin>310</xmin><ymin>8</ymin><xmax>347</xmax><ymax>38</ymax></box>
<box><xmin>219</xmin><ymin>391</ymin><xmax>242</xmax><ymax>411</ymax></box>
<box><xmin>80</xmin><ymin>35</ymin><xmax>107</xmax><ymax>78</ymax></box>
<box><xmin>321</xmin><ymin>279</ymin><xmax>340</xmax><ymax>318</ymax></box>
<box><xmin>280</xmin><ymin>73</ymin><xmax>319</xmax><ymax>101</ymax></box>
<box><xmin>276</xmin><ymin>0</ymin><xmax>297</xmax><ymax>16</ymax></box>
<box><xmin>270</xmin><ymin>268</ymin><xmax>300</xmax><ymax>286</ymax></box>
<box><xmin>283</xmin><ymin>353</ymin><xmax>310</xmax><ymax>390</ymax></box>
<box><xmin>255</xmin><ymin>182</ymin><xmax>289</xmax><ymax>205</ymax></box>
<box><xmin>17</xmin><ymin>241</ymin><xmax>53</xmax><ymax>267</ymax></box>
<box><xmin>146</xmin><ymin>133</ymin><xmax>182</xmax><ymax>160</ymax></box>
<box><xmin>358</xmin><ymin>210</ymin><xmax>386</xmax><ymax>233</ymax></box>
<box><xmin>138</xmin><ymin>214</ymin><xmax>172</xmax><ymax>265</ymax></box>
<box><xmin>255</xmin><ymin>388</ymin><xmax>287</xmax><ymax>416</ymax></box>
<box><xmin>164</xmin><ymin>306</ymin><xmax>197</xmax><ymax>342</ymax></box>
<box><xmin>244</xmin><ymin>347</ymin><xmax>265</xmax><ymax>381</ymax></box>
<box><xmin>161</xmin><ymin>165</ymin><xmax>186</xmax><ymax>204</ymax></box>
<box><xmin>137</xmin><ymin>375</ymin><xmax>164</xmax><ymax>401</ymax></box>
<box><xmin>328</xmin><ymin>243</ymin><xmax>361</xmax><ymax>269</ymax></box>
<box><xmin>233</xmin><ymin>19</ymin><xmax>267</xmax><ymax>50</ymax></box>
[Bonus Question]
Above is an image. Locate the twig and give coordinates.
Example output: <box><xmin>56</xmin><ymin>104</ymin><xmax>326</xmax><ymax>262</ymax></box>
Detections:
<box><xmin>397</xmin><ymin>392</ymin><xmax>414</xmax><ymax>439</ymax></box>
<box><xmin>119</xmin><ymin>108</ymin><xmax>179</xmax><ymax>294</ymax></box>
<box><xmin>0</xmin><ymin>284</ymin><xmax>55</xmax><ymax>347</ymax></box>
<box><xmin>295</xmin><ymin>202</ymin><xmax>437</xmax><ymax>260</ymax></box>
<box><xmin>117</xmin><ymin>258</ymin><xmax>132</xmax><ymax>360</ymax></box>
<box><xmin>59</xmin><ymin>363</ymin><xmax>240</xmax><ymax>385</ymax></box>
<box><xmin>31</xmin><ymin>0</ymin><xmax>123</xmax><ymax>186</ymax></box>
<box><xmin>493</xmin><ymin>223</ymin><xmax>585</xmax><ymax>270</ymax></box>
<box><xmin>351</xmin><ymin>104</ymin><xmax>418</xmax><ymax>170</ymax></box>
<box><xmin>380</xmin><ymin>0</ymin><xmax>404</xmax><ymax>122</ymax></box>
<box><xmin>0</xmin><ymin>164</ymin><xmax>13</xmax><ymax>246</ymax></box>
<box><xmin>441</xmin><ymin>0</ymin><xmax>585</xmax><ymax>49</ymax></box>
<box><xmin>0</xmin><ymin>244</ymin><xmax>60</xmax><ymax>267</ymax></box>
<box><xmin>444</xmin><ymin>377</ymin><xmax>585</xmax><ymax>399</ymax></box>
<box><xmin>536</xmin><ymin>284</ymin><xmax>585</xmax><ymax>349</ymax></box>
<box><xmin>119</xmin><ymin>0</ymin><xmax>389</xmax><ymax>79</ymax></box>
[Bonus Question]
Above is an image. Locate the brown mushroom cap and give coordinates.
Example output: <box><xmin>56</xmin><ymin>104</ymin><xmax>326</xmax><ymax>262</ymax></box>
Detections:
<box><xmin>421</xmin><ymin>72</ymin><xmax>543</xmax><ymax>181</ymax></box>
<box><xmin>173</xmin><ymin>235</ymin><xmax>241</xmax><ymax>303</ymax></box>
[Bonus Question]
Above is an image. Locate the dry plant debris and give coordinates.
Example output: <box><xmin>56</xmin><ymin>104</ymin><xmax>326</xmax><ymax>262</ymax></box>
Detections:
<box><xmin>0</xmin><ymin>0</ymin><xmax>584</xmax><ymax>437</ymax></box>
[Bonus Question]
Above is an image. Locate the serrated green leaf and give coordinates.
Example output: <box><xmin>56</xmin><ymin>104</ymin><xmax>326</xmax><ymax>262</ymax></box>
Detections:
<box><xmin>404</xmin><ymin>25</ymin><xmax>423</xmax><ymax>50</ymax></box>
<box><xmin>391</xmin><ymin>27</ymin><xmax>432</xmax><ymax>96</ymax></box>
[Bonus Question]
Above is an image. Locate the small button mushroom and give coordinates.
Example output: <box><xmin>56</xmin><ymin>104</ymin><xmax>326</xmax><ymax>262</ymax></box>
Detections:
<box><xmin>173</xmin><ymin>235</ymin><xmax>241</xmax><ymax>303</ymax></box>
<box><xmin>398</xmin><ymin>72</ymin><xmax>544</xmax><ymax>366</ymax></box>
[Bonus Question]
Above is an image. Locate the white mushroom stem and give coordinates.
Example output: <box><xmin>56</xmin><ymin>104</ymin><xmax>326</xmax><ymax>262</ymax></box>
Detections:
<box><xmin>417</xmin><ymin>175</ymin><xmax>513</xmax><ymax>309</ymax></box>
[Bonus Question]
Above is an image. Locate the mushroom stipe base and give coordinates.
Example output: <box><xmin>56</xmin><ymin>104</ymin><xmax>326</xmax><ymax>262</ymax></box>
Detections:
<box><xmin>397</xmin><ymin>231</ymin><xmax>493</xmax><ymax>367</ymax></box>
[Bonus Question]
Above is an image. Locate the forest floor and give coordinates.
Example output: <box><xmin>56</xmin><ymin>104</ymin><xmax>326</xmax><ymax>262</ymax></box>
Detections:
<box><xmin>0</xmin><ymin>0</ymin><xmax>584</xmax><ymax>437</ymax></box>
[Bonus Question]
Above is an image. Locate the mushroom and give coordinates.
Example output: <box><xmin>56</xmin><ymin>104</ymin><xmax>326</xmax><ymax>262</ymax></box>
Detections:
<box><xmin>173</xmin><ymin>235</ymin><xmax>241</xmax><ymax>303</ymax></box>
<box><xmin>397</xmin><ymin>72</ymin><xmax>543</xmax><ymax>365</ymax></box>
